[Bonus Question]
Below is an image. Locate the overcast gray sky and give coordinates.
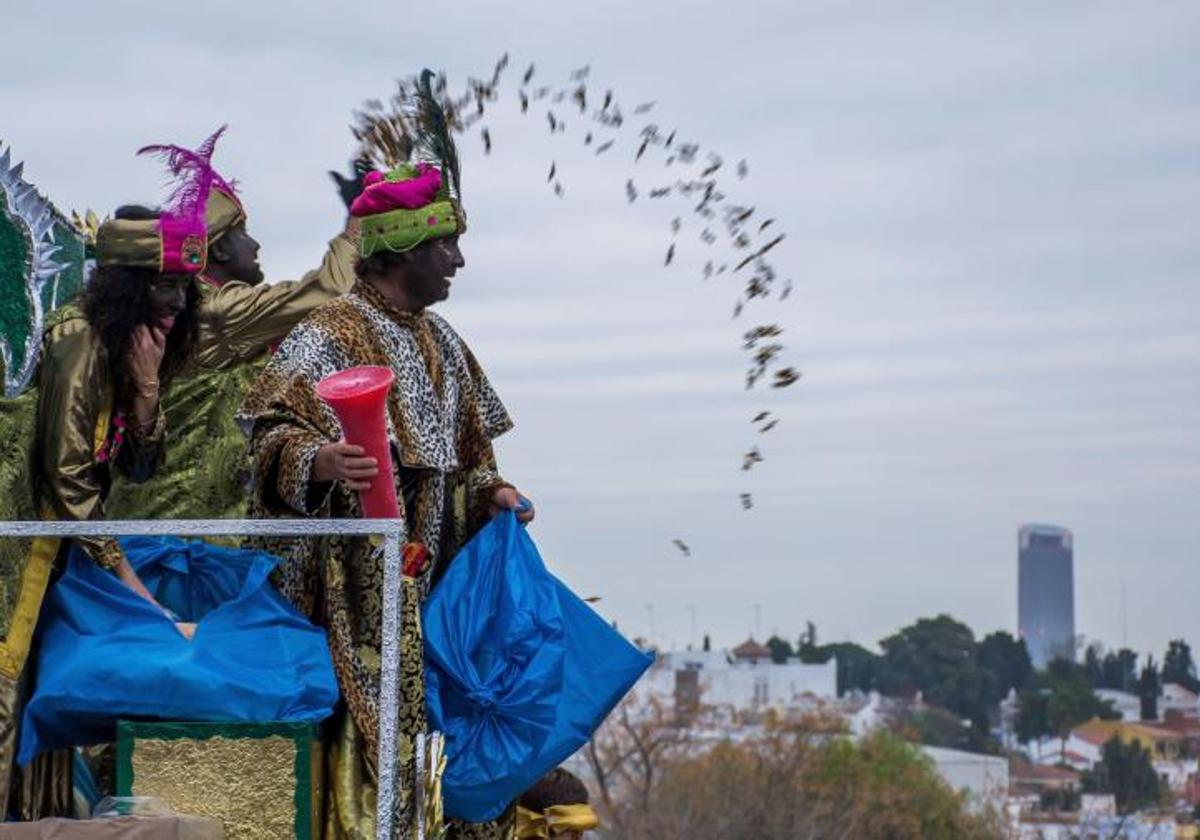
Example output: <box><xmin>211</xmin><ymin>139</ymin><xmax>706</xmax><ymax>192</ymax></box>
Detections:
<box><xmin>3</xmin><ymin>1</ymin><xmax>1198</xmax><ymax>661</ymax></box>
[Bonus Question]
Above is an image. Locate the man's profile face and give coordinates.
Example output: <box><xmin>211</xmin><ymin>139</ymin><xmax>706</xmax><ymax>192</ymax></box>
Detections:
<box><xmin>401</xmin><ymin>235</ymin><xmax>464</xmax><ymax>308</ymax></box>
<box><xmin>213</xmin><ymin>222</ymin><xmax>264</xmax><ymax>285</ymax></box>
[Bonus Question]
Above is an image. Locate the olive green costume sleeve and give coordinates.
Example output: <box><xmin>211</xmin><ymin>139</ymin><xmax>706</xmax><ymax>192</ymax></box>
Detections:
<box><xmin>194</xmin><ymin>233</ymin><xmax>358</xmax><ymax>369</ymax></box>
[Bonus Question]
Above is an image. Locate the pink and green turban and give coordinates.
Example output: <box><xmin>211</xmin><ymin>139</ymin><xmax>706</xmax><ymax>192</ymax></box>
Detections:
<box><xmin>350</xmin><ymin>163</ymin><xmax>462</xmax><ymax>257</ymax></box>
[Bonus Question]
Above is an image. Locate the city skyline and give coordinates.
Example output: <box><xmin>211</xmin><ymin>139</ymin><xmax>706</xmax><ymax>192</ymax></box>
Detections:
<box><xmin>2</xmin><ymin>2</ymin><xmax>1197</xmax><ymax>658</ymax></box>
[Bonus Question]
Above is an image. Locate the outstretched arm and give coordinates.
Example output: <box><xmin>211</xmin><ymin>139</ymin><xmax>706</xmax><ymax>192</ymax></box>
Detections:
<box><xmin>194</xmin><ymin>230</ymin><xmax>359</xmax><ymax>368</ymax></box>
<box><xmin>194</xmin><ymin>161</ymin><xmax>370</xmax><ymax>369</ymax></box>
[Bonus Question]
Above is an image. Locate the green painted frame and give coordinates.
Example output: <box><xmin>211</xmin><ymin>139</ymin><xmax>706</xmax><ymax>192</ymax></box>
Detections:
<box><xmin>115</xmin><ymin>720</ymin><xmax>318</xmax><ymax>840</ymax></box>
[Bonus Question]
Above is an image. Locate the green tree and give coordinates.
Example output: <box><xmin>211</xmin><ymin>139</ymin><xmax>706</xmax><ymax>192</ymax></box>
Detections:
<box><xmin>1045</xmin><ymin>661</ymin><xmax>1108</xmax><ymax>746</ymax></box>
<box><xmin>597</xmin><ymin>726</ymin><xmax>1004</xmax><ymax>839</ymax></box>
<box><xmin>766</xmin><ymin>634</ymin><xmax>794</xmax><ymax>665</ymax></box>
<box><xmin>797</xmin><ymin>620</ymin><xmax>822</xmax><ymax>663</ymax></box>
<box><xmin>877</xmin><ymin>615</ymin><xmax>986</xmax><ymax>726</ymax></box>
<box><xmin>1163</xmin><ymin>639</ymin><xmax>1200</xmax><ymax>693</ymax></box>
<box><xmin>1015</xmin><ymin>688</ymin><xmax>1050</xmax><ymax>744</ymax></box>
<box><xmin>892</xmin><ymin>704</ymin><xmax>997</xmax><ymax>754</ymax></box>
<box><xmin>824</xmin><ymin>642</ymin><xmax>880</xmax><ymax>695</ymax></box>
<box><xmin>1082</xmin><ymin>736</ymin><xmax>1162</xmax><ymax>814</ymax></box>
<box><xmin>1138</xmin><ymin>655</ymin><xmax>1160</xmax><ymax>720</ymax></box>
<box><xmin>1016</xmin><ymin>659</ymin><xmax>1119</xmax><ymax>749</ymax></box>
<box><xmin>1084</xmin><ymin>643</ymin><xmax>1104</xmax><ymax>688</ymax></box>
<box><xmin>976</xmin><ymin>631</ymin><xmax>1033</xmax><ymax>704</ymax></box>
<box><xmin>783</xmin><ymin>624</ymin><xmax>879</xmax><ymax>694</ymax></box>
<box><xmin>1101</xmin><ymin>648</ymin><xmax>1138</xmax><ymax>691</ymax></box>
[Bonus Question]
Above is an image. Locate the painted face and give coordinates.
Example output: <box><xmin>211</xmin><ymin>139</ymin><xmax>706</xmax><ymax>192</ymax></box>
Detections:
<box><xmin>213</xmin><ymin>222</ymin><xmax>264</xmax><ymax>285</ymax></box>
<box><xmin>403</xmin><ymin>235</ymin><xmax>465</xmax><ymax>308</ymax></box>
<box><xmin>147</xmin><ymin>274</ymin><xmax>191</xmax><ymax>333</ymax></box>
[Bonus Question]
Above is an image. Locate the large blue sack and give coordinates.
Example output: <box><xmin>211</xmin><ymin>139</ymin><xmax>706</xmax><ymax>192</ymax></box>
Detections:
<box><xmin>18</xmin><ymin>537</ymin><xmax>338</xmax><ymax>764</ymax></box>
<box><xmin>424</xmin><ymin>512</ymin><xmax>653</xmax><ymax>822</ymax></box>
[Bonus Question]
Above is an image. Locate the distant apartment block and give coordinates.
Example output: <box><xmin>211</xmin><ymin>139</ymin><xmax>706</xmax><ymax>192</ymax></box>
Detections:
<box><xmin>637</xmin><ymin>639</ymin><xmax>838</xmax><ymax>715</ymax></box>
<box><xmin>1018</xmin><ymin>524</ymin><xmax>1075</xmax><ymax>668</ymax></box>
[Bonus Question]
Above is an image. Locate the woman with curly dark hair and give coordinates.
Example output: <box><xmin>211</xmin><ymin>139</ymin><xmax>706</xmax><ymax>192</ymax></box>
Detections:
<box><xmin>79</xmin><ymin>205</ymin><xmax>202</xmax><ymax>414</ymax></box>
<box><xmin>34</xmin><ymin>202</ymin><xmax>204</xmax><ymax>621</ymax></box>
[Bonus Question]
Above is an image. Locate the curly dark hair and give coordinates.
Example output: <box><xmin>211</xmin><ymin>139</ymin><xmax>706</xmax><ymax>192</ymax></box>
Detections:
<box><xmin>80</xmin><ymin>205</ymin><xmax>201</xmax><ymax>404</ymax></box>
<box><xmin>518</xmin><ymin>767</ymin><xmax>590</xmax><ymax>812</ymax></box>
<box><xmin>353</xmin><ymin>248</ymin><xmax>408</xmax><ymax>280</ymax></box>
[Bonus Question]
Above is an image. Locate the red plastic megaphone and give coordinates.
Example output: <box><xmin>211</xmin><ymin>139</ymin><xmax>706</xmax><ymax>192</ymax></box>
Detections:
<box><xmin>315</xmin><ymin>366</ymin><xmax>400</xmax><ymax>519</ymax></box>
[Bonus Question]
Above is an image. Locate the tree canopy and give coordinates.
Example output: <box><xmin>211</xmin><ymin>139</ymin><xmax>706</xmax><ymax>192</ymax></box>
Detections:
<box><xmin>1084</xmin><ymin>645</ymin><xmax>1138</xmax><ymax>692</ymax></box>
<box><xmin>765</xmin><ymin>635</ymin><xmax>794</xmax><ymax>665</ymax></box>
<box><xmin>595</xmin><ymin>725</ymin><xmax>1003</xmax><ymax>839</ymax></box>
<box><xmin>1138</xmin><ymin>655</ymin><xmax>1160</xmax><ymax>721</ymax></box>
<box><xmin>1082</xmin><ymin>736</ymin><xmax>1162</xmax><ymax>815</ymax></box>
<box><xmin>877</xmin><ymin>615</ymin><xmax>987</xmax><ymax>727</ymax></box>
<box><xmin>1163</xmin><ymin>639</ymin><xmax>1200</xmax><ymax>694</ymax></box>
<box><xmin>977</xmin><ymin>631</ymin><xmax>1033</xmax><ymax>705</ymax></box>
<box><xmin>1016</xmin><ymin>658</ymin><xmax>1120</xmax><ymax>746</ymax></box>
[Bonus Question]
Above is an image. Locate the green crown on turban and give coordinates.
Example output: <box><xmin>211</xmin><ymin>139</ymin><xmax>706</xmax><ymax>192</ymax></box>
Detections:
<box><xmin>355</xmin><ymin>164</ymin><xmax>463</xmax><ymax>258</ymax></box>
<box><xmin>359</xmin><ymin>202</ymin><xmax>461</xmax><ymax>257</ymax></box>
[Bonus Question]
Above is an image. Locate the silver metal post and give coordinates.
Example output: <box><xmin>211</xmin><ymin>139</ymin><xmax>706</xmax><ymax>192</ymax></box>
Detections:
<box><xmin>376</xmin><ymin>528</ymin><xmax>405</xmax><ymax>839</ymax></box>
<box><xmin>414</xmin><ymin>734</ymin><xmax>426</xmax><ymax>840</ymax></box>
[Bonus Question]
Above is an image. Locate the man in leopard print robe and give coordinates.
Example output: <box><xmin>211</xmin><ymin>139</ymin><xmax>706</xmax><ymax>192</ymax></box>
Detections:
<box><xmin>238</xmin><ymin>162</ymin><xmax>532</xmax><ymax>840</ymax></box>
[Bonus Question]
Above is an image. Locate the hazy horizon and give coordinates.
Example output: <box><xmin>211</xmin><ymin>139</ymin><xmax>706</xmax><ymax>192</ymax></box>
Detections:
<box><xmin>2</xmin><ymin>1</ymin><xmax>1197</xmax><ymax>661</ymax></box>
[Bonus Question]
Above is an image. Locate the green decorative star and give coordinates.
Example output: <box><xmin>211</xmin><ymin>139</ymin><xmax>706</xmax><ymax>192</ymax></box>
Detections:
<box><xmin>0</xmin><ymin>144</ymin><xmax>85</xmax><ymax>397</ymax></box>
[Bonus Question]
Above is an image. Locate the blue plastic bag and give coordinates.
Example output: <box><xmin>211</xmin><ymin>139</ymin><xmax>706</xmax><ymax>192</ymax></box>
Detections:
<box><xmin>18</xmin><ymin>537</ymin><xmax>338</xmax><ymax>764</ymax></box>
<box><xmin>424</xmin><ymin>512</ymin><xmax>653</xmax><ymax>822</ymax></box>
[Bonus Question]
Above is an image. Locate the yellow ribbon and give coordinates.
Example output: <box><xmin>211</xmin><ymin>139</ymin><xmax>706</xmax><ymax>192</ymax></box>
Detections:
<box><xmin>515</xmin><ymin>804</ymin><xmax>599</xmax><ymax>838</ymax></box>
<box><xmin>0</xmin><ymin>391</ymin><xmax>113</xmax><ymax>679</ymax></box>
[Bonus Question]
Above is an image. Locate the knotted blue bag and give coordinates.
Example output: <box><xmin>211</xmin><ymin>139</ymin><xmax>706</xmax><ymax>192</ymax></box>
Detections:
<box><xmin>424</xmin><ymin>512</ymin><xmax>653</xmax><ymax>822</ymax></box>
<box><xmin>18</xmin><ymin>537</ymin><xmax>338</xmax><ymax>764</ymax></box>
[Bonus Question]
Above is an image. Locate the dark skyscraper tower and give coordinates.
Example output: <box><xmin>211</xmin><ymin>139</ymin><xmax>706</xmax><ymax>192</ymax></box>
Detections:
<box><xmin>1018</xmin><ymin>524</ymin><xmax>1075</xmax><ymax>668</ymax></box>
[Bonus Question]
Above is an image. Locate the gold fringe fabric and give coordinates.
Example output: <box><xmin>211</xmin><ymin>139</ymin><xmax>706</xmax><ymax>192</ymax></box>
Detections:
<box><xmin>18</xmin><ymin>746</ymin><xmax>72</xmax><ymax>821</ymax></box>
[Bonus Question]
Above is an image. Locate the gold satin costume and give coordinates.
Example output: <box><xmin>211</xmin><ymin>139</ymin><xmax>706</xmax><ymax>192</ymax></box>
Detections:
<box><xmin>0</xmin><ymin>207</ymin><xmax>357</xmax><ymax>818</ymax></box>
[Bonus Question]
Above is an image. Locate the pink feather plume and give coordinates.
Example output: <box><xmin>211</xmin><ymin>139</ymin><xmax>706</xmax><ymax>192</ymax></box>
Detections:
<box><xmin>136</xmin><ymin>125</ymin><xmax>236</xmax><ymax>225</ymax></box>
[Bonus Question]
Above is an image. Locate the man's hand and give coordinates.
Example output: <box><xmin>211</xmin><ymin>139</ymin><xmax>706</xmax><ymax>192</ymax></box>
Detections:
<box><xmin>175</xmin><ymin>622</ymin><xmax>197</xmax><ymax>640</ymax></box>
<box><xmin>126</xmin><ymin>325</ymin><xmax>166</xmax><ymax>388</ymax></box>
<box><xmin>489</xmin><ymin>485</ymin><xmax>535</xmax><ymax>524</ymax></box>
<box><xmin>313</xmin><ymin>441</ymin><xmax>379</xmax><ymax>491</ymax></box>
<box><xmin>329</xmin><ymin>156</ymin><xmax>373</xmax><ymax>211</ymax></box>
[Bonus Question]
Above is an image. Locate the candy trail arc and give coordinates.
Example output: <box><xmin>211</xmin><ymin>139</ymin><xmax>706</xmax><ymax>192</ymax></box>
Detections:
<box><xmin>347</xmin><ymin>58</ymin><xmax>804</xmax><ymax>510</ymax></box>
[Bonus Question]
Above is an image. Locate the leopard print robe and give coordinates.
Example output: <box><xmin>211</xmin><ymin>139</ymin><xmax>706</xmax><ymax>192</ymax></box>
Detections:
<box><xmin>238</xmin><ymin>281</ymin><xmax>515</xmax><ymax>839</ymax></box>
